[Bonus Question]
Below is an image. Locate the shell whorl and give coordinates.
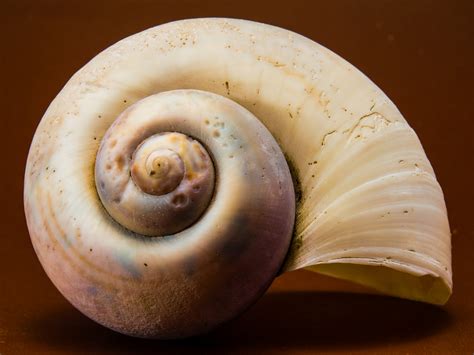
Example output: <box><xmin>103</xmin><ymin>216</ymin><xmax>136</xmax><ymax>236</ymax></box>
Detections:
<box><xmin>26</xmin><ymin>87</ymin><xmax>296</xmax><ymax>338</ymax></box>
<box><xmin>95</xmin><ymin>92</ymin><xmax>218</xmax><ymax>236</ymax></box>
<box><xmin>24</xmin><ymin>18</ymin><xmax>452</xmax><ymax>339</ymax></box>
<box><xmin>94</xmin><ymin>89</ymin><xmax>296</xmax><ymax>241</ymax></box>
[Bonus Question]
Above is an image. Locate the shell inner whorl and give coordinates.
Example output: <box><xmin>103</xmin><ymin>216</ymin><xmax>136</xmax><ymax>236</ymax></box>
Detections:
<box><xmin>95</xmin><ymin>117</ymin><xmax>215</xmax><ymax>237</ymax></box>
<box><xmin>131</xmin><ymin>136</ymin><xmax>187</xmax><ymax>196</ymax></box>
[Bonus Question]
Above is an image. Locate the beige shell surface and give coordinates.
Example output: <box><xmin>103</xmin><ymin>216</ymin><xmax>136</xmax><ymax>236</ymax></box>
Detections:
<box><xmin>25</xmin><ymin>17</ymin><xmax>451</xmax><ymax>334</ymax></box>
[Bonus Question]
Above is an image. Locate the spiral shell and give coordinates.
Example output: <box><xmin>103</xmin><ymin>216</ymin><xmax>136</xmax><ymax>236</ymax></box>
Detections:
<box><xmin>24</xmin><ymin>18</ymin><xmax>452</xmax><ymax>338</ymax></box>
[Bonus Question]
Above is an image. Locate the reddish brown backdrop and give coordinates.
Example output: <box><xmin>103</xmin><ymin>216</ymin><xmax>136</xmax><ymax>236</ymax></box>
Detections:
<box><xmin>1</xmin><ymin>0</ymin><xmax>473</xmax><ymax>353</ymax></box>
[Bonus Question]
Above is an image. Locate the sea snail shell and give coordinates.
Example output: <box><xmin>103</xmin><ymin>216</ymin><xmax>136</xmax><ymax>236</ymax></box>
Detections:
<box><xmin>24</xmin><ymin>18</ymin><xmax>452</xmax><ymax>338</ymax></box>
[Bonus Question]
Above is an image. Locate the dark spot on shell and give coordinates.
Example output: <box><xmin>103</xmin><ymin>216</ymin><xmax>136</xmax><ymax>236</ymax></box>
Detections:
<box><xmin>144</xmin><ymin>263</ymin><xmax>148</xmax><ymax>267</ymax></box>
<box><xmin>171</xmin><ymin>194</ymin><xmax>187</xmax><ymax>207</ymax></box>
<box><xmin>285</xmin><ymin>153</ymin><xmax>302</xmax><ymax>204</ymax></box>
<box><xmin>87</xmin><ymin>287</ymin><xmax>98</xmax><ymax>296</ymax></box>
<box><xmin>192</xmin><ymin>185</ymin><xmax>200</xmax><ymax>192</ymax></box>
<box><xmin>218</xmin><ymin>214</ymin><xmax>250</xmax><ymax>259</ymax></box>
<box><xmin>183</xmin><ymin>255</ymin><xmax>198</xmax><ymax>277</ymax></box>
<box><xmin>293</xmin><ymin>236</ymin><xmax>303</xmax><ymax>250</ymax></box>
<box><xmin>115</xmin><ymin>155</ymin><xmax>125</xmax><ymax>170</ymax></box>
<box><xmin>213</xmin><ymin>130</ymin><xmax>220</xmax><ymax>138</ymax></box>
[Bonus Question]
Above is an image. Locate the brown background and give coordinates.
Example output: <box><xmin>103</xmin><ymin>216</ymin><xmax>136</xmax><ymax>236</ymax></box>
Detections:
<box><xmin>1</xmin><ymin>0</ymin><xmax>473</xmax><ymax>353</ymax></box>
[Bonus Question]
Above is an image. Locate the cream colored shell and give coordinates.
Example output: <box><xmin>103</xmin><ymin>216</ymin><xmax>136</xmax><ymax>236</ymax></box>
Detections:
<box><xmin>25</xmin><ymin>17</ymin><xmax>452</xmax><ymax>336</ymax></box>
